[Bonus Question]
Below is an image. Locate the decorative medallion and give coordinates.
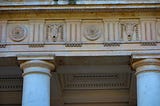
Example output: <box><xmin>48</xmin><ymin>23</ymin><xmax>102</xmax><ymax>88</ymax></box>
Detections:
<box><xmin>121</xmin><ymin>22</ymin><xmax>138</xmax><ymax>41</ymax></box>
<box><xmin>47</xmin><ymin>24</ymin><xmax>64</xmax><ymax>42</ymax></box>
<box><xmin>9</xmin><ymin>25</ymin><xmax>27</xmax><ymax>42</ymax></box>
<box><xmin>124</xmin><ymin>23</ymin><xmax>137</xmax><ymax>36</ymax></box>
<box><xmin>84</xmin><ymin>25</ymin><xmax>101</xmax><ymax>41</ymax></box>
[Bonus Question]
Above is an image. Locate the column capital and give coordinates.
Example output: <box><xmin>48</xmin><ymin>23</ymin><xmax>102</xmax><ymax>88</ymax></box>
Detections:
<box><xmin>17</xmin><ymin>54</ymin><xmax>55</xmax><ymax>61</ymax></box>
<box><xmin>20</xmin><ymin>60</ymin><xmax>55</xmax><ymax>77</ymax></box>
<box><xmin>131</xmin><ymin>54</ymin><xmax>160</xmax><ymax>61</ymax></box>
<box><xmin>17</xmin><ymin>54</ymin><xmax>55</xmax><ymax>76</ymax></box>
<box><xmin>131</xmin><ymin>54</ymin><xmax>160</xmax><ymax>75</ymax></box>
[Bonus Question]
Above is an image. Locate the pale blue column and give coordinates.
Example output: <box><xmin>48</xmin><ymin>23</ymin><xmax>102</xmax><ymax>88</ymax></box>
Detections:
<box><xmin>132</xmin><ymin>58</ymin><xmax>160</xmax><ymax>106</ymax></box>
<box><xmin>22</xmin><ymin>70</ymin><xmax>50</xmax><ymax>106</ymax></box>
<box><xmin>137</xmin><ymin>72</ymin><xmax>160</xmax><ymax>106</ymax></box>
<box><xmin>20</xmin><ymin>60</ymin><xmax>55</xmax><ymax>106</ymax></box>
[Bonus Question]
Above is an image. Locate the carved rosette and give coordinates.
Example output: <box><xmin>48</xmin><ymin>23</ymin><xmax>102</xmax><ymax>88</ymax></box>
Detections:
<box><xmin>47</xmin><ymin>24</ymin><xmax>64</xmax><ymax>42</ymax></box>
<box><xmin>9</xmin><ymin>25</ymin><xmax>27</xmax><ymax>42</ymax></box>
<box><xmin>84</xmin><ymin>25</ymin><xmax>101</xmax><ymax>41</ymax></box>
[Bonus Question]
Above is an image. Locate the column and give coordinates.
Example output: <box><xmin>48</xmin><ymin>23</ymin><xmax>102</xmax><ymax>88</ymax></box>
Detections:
<box><xmin>132</xmin><ymin>58</ymin><xmax>160</xmax><ymax>106</ymax></box>
<box><xmin>20</xmin><ymin>59</ymin><xmax>55</xmax><ymax>106</ymax></box>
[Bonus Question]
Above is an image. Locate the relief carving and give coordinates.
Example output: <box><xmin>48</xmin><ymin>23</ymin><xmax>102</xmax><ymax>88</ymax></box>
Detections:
<box><xmin>0</xmin><ymin>75</ymin><xmax>22</xmax><ymax>91</ymax></box>
<box><xmin>104</xmin><ymin>43</ymin><xmax>120</xmax><ymax>47</ymax></box>
<box><xmin>121</xmin><ymin>22</ymin><xmax>139</xmax><ymax>41</ymax></box>
<box><xmin>9</xmin><ymin>25</ymin><xmax>27</xmax><ymax>42</ymax></box>
<box><xmin>141</xmin><ymin>42</ymin><xmax>157</xmax><ymax>46</ymax></box>
<box><xmin>158</xmin><ymin>26</ymin><xmax>160</xmax><ymax>36</ymax></box>
<box><xmin>0</xmin><ymin>44</ymin><xmax>7</xmax><ymax>48</ymax></box>
<box><xmin>0</xmin><ymin>24</ymin><xmax>2</xmax><ymax>42</ymax></box>
<box><xmin>65</xmin><ymin>42</ymin><xmax>82</xmax><ymax>47</ymax></box>
<box><xmin>29</xmin><ymin>43</ymin><xmax>44</xmax><ymax>48</ymax></box>
<box><xmin>157</xmin><ymin>22</ymin><xmax>160</xmax><ymax>38</ymax></box>
<box><xmin>84</xmin><ymin>25</ymin><xmax>102</xmax><ymax>41</ymax></box>
<box><xmin>0</xmin><ymin>21</ymin><xmax>7</xmax><ymax>48</ymax></box>
<box><xmin>47</xmin><ymin>24</ymin><xmax>64</xmax><ymax>42</ymax></box>
<box><xmin>60</xmin><ymin>73</ymin><xmax>130</xmax><ymax>89</ymax></box>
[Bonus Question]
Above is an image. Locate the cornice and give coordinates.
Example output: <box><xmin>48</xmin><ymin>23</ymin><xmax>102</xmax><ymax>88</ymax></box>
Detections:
<box><xmin>0</xmin><ymin>4</ymin><xmax>160</xmax><ymax>12</ymax></box>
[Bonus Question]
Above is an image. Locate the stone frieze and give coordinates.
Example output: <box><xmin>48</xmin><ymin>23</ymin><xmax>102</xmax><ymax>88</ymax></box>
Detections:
<box><xmin>0</xmin><ymin>18</ymin><xmax>160</xmax><ymax>48</ymax></box>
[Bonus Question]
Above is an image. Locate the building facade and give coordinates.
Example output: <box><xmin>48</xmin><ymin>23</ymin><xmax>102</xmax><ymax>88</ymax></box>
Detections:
<box><xmin>0</xmin><ymin>0</ymin><xmax>160</xmax><ymax>106</ymax></box>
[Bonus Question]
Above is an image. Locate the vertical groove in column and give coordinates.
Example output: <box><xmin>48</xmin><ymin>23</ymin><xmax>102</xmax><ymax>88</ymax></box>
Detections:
<box><xmin>75</xmin><ymin>23</ymin><xmax>77</xmax><ymax>42</ymax></box>
<box><xmin>141</xmin><ymin>21</ymin><xmax>146</xmax><ymax>41</ymax></box>
<box><xmin>39</xmin><ymin>23</ymin><xmax>44</xmax><ymax>42</ymax></box>
<box><xmin>71</xmin><ymin>23</ymin><xmax>75</xmax><ymax>42</ymax></box>
<box><xmin>115</xmin><ymin>22</ymin><xmax>119</xmax><ymax>41</ymax></box>
<box><xmin>34</xmin><ymin>23</ymin><xmax>39</xmax><ymax>42</ymax></box>
<box><xmin>0</xmin><ymin>24</ymin><xmax>2</xmax><ymax>42</ymax></box>
<box><xmin>146</xmin><ymin>22</ymin><xmax>151</xmax><ymax>41</ymax></box>
<box><xmin>69</xmin><ymin>23</ymin><xmax>72</xmax><ymax>42</ymax></box>
<box><xmin>0</xmin><ymin>21</ymin><xmax>7</xmax><ymax>43</ymax></box>
<box><xmin>76</xmin><ymin>22</ymin><xmax>81</xmax><ymax>42</ymax></box>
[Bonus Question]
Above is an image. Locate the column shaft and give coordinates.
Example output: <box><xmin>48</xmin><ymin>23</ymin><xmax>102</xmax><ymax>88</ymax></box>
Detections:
<box><xmin>20</xmin><ymin>60</ymin><xmax>55</xmax><ymax>106</ymax></box>
<box><xmin>137</xmin><ymin>72</ymin><xmax>160</xmax><ymax>106</ymax></box>
<box><xmin>132</xmin><ymin>58</ymin><xmax>160</xmax><ymax>106</ymax></box>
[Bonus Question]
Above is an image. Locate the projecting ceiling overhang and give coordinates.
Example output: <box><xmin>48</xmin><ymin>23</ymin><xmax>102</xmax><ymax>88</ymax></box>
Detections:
<box><xmin>0</xmin><ymin>3</ymin><xmax>160</xmax><ymax>12</ymax></box>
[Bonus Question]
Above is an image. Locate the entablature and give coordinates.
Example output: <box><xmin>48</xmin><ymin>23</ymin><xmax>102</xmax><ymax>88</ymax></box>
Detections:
<box><xmin>0</xmin><ymin>13</ymin><xmax>160</xmax><ymax>57</ymax></box>
<box><xmin>0</xmin><ymin>18</ymin><xmax>160</xmax><ymax>43</ymax></box>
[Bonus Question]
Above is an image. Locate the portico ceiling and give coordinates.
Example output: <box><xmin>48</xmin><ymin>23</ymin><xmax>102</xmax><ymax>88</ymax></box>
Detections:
<box><xmin>0</xmin><ymin>56</ymin><xmax>136</xmax><ymax>105</ymax></box>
